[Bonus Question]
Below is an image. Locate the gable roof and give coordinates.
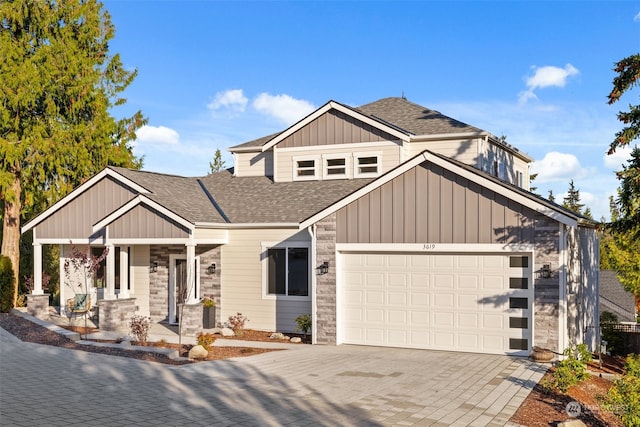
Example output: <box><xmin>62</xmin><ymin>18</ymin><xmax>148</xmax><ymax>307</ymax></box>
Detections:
<box><xmin>600</xmin><ymin>270</ymin><xmax>637</xmax><ymax>322</ymax></box>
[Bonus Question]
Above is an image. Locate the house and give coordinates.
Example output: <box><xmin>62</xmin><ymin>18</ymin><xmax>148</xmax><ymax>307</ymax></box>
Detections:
<box><xmin>22</xmin><ymin>97</ymin><xmax>599</xmax><ymax>356</ymax></box>
<box><xmin>599</xmin><ymin>270</ymin><xmax>637</xmax><ymax>323</ymax></box>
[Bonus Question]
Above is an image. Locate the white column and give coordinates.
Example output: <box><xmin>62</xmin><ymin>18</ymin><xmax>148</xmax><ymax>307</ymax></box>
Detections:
<box><xmin>105</xmin><ymin>244</ymin><xmax>116</xmax><ymax>299</ymax></box>
<box><xmin>118</xmin><ymin>247</ymin><xmax>129</xmax><ymax>298</ymax></box>
<box><xmin>32</xmin><ymin>243</ymin><xmax>43</xmax><ymax>295</ymax></box>
<box><xmin>185</xmin><ymin>243</ymin><xmax>197</xmax><ymax>303</ymax></box>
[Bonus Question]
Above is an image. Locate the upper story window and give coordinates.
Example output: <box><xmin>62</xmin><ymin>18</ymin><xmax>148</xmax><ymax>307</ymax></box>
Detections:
<box><xmin>354</xmin><ymin>153</ymin><xmax>381</xmax><ymax>177</ymax></box>
<box><xmin>516</xmin><ymin>171</ymin><xmax>524</xmax><ymax>188</ymax></box>
<box><xmin>293</xmin><ymin>156</ymin><xmax>319</xmax><ymax>181</ymax></box>
<box><xmin>322</xmin><ymin>155</ymin><xmax>348</xmax><ymax>179</ymax></box>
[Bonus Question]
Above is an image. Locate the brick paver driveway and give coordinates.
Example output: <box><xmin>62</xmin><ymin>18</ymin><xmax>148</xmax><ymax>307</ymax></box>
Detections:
<box><xmin>0</xmin><ymin>326</ymin><xmax>544</xmax><ymax>426</ymax></box>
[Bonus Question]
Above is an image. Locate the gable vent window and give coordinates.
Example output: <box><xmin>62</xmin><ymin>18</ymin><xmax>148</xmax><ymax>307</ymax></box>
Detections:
<box><xmin>354</xmin><ymin>154</ymin><xmax>381</xmax><ymax>177</ymax></box>
<box><xmin>326</xmin><ymin>158</ymin><xmax>346</xmax><ymax>175</ymax></box>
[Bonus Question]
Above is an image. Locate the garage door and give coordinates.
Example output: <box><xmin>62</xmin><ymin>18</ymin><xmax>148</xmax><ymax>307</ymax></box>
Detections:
<box><xmin>341</xmin><ymin>252</ymin><xmax>532</xmax><ymax>355</ymax></box>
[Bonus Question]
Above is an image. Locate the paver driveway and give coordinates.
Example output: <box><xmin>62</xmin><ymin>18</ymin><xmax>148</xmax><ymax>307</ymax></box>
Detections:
<box><xmin>0</xmin><ymin>326</ymin><xmax>544</xmax><ymax>426</ymax></box>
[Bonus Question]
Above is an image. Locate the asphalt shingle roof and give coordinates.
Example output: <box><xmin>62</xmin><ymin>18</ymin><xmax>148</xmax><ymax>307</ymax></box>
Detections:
<box><xmin>600</xmin><ymin>270</ymin><xmax>637</xmax><ymax>322</ymax></box>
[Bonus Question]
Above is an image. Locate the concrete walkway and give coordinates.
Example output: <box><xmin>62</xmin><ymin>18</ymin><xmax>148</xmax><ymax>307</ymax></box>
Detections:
<box><xmin>0</xmin><ymin>314</ymin><xmax>545</xmax><ymax>426</ymax></box>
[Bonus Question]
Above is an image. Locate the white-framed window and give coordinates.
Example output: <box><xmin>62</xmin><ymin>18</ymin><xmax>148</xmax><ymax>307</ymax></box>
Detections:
<box><xmin>516</xmin><ymin>171</ymin><xmax>524</xmax><ymax>188</ymax></box>
<box><xmin>322</xmin><ymin>155</ymin><xmax>348</xmax><ymax>179</ymax></box>
<box><xmin>262</xmin><ymin>242</ymin><xmax>310</xmax><ymax>299</ymax></box>
<box><xmin>292</xmin><ymin>156</ymin><xmax>319</xmax><ymax>181</ymax></box>
<box><xmin>354</xmin><ymin>153</ymin><xmax>381</xmax><ymax>177</ymax></box>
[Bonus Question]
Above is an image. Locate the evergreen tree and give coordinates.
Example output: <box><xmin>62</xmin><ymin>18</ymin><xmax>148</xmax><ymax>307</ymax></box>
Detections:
<box><xmin>209</xmin><ymin>149</ymin><xmax>227</xmax><ymax>174</ymax></box>
<box><xmin>562</xmin><ymin>180</ymin><xmax>585</xmax><ymax>214</ymax></box>
<box><xmin>0</xmin><ymin>0</ymin><xmax>145</xmax><ymax>305</ymax></box>
<box><xmin>548</xmin><ymin>190</ymin><xmax>556</xmax><ymax>203</ymax></box>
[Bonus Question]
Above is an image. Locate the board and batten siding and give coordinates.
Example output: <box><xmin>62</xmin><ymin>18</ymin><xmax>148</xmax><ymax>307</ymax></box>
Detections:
<box><xmin>336</xmin><ymin>161</ymin><xmax>536</xmax><ymax>245</ymax></box>
<box><xmin>108</xmin><ymin>204</ymin><xmax>189</xmax><ymax>239</ymax></box>
<box><xmin>234</xmin><ymin>151</ymin><xmax>273</xmax><ymax>177</ymax></box>
<box><xmin>36</xmin><ymin>176</ymin><xmax>137</xmax><ymax>239</ymax></box>
<box><xmin>278</xmin><ymin>109</ymin><xmax>397</xmax><ymax>149</ymax></box>
<box><xmin>221</xmin><ymin>228</ymin><xmax>311</xmax><ymax>332</ymax></box>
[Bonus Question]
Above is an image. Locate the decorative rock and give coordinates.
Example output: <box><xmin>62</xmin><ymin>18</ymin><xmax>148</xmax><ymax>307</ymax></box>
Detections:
<box><xmin>188</xmin><ymin>345</ymin><xmax>209</xmax><ymax>359</ymax></box>
<box><xmin>270</xmin><ymin>332</ymin><xmax>286</xmax><ymax>340</ymax></box>
<box><xmin>210</xmin><ymin>327</ymin><xmax>224</xmax><ymax>336</ymax></box>
<box><xmin>558</xmin><ymin>420</ymin><xmax>587</xmax><ymax>427</ymax></box>
<box><xmin>221</xmin><ymin>327</ymin><xmax>235</xmax><ymax>337</ymax></box>
<box><xmin>290</xmin><ymin>337</ymin><xmax>302</xmax><ymax>343</ymax></box>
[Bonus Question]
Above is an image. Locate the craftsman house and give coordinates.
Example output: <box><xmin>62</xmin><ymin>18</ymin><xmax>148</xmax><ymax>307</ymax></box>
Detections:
<box><xmin>22</xmin><ymin>97</ymin><xmax>599</xmax><ymax>356</ymax></box>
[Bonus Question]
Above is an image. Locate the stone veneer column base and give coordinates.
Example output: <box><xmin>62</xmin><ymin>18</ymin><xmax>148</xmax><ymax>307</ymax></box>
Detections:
<box><xmin>27</xmin><ymin>294</ymin><xmax>50</xmax><ymax>319</ymax></box>
<box><xmin>178</xmin><ymin>303</ymin><xmax>203</xmax><ymax>337</ymax></box>
<box><xmin>98</xmin><ymin>298</ymin><xmax>138</xmax><ymax>331</ymax></box>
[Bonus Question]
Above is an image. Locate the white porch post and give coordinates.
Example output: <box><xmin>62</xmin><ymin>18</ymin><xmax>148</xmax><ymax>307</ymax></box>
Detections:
<box><xmin>105</xmin><ymin>244</ymin><xmax>116</xmax><ymax>299</ymax></box>
<box><xmin>118</xmin><ymin>247</ymin><xmax>129</xmax><ymax>298</ymax></box>
<box><xmin>185</xmin><ymin>243</ymin><xmax>197</xmax><ymax>303</ymax></box>
<box><xmin>32</xmin><ymin>243</ymin><xmax>43</xmax><ymax>295</ymax></box>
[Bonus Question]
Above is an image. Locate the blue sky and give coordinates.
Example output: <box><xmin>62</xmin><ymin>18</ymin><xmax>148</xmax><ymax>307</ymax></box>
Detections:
<box><xmin>104</xmin><ymin>0</ymin><xmax>640</xmax><ymax>221</ymax></box>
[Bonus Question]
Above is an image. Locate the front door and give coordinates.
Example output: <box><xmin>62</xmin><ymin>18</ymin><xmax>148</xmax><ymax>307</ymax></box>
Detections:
<box><xmin>169</xmin><ymin>255</ymin><xmax>200</xmax><ymax>324</ymax></box>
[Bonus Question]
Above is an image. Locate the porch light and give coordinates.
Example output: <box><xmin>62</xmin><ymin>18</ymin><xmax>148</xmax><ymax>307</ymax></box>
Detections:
<box><xmin>151</xmin><ymin>261</ymin><xmax>158</xmax><ymax>273</ymax></box>
<box><xmin>540</xmin><ymin>264</ymin><xmax>552</xmax><ymax>278</ymax></box>
<box><xmin>317</xmin><ymin>261</ymin><xmax>329</xmax><ymax>275</ymax></box>
<box><xmin>207</xmin><ymin>263</ymin><xmax>216</xmax><ymax>275</ymax></box>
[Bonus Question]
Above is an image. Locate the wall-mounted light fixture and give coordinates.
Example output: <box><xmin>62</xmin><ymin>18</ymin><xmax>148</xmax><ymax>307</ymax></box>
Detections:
<box><xmin>541</xmin><ymin>264</ymin><xmax>552</xmax><ymax>278</ymax></box>
<box><xmin>317</xmin><ymin>261</ymin><xmax>329</xmax><ymax>275</ymax></box>
<box><xmin>151</xmin><ymin>261</ymin><xmax>159</xmax><ymax>273</ymax></box>
<box><xmin>207</xmin><ymin>263</ymin><xmax>216</xmax><ymax>275</ymax></box>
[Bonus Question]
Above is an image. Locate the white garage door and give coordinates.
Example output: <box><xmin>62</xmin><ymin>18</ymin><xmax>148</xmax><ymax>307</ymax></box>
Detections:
<box><xmin>341</xmin><ymin>252</ymin><xmax>532</xmax><ymax>355</ymax></box>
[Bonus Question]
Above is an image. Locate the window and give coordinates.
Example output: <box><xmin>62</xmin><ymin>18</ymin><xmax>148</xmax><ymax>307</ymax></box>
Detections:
<box><xmin>293</xmin><ymin>156</ymin><xmax>319</xmax><ymax>181</ymax></box>
<box><xmin>354</xmin><ymin>153</ymin><xmax>381</xmax><ymax>177</ymax></box>
<box><xmin>91</xmin><ymin>247</ymin><xmax>107</xmax><ymax>288</ymax></box>
<box><xmin>509</xmin><ymin>297</ymin><xmax>528</xmax><ymax>309</ymax></box>
<box><xmin>267</xmin><ymin>247</ymin><xmax>309</xmax><ymax>297</ymax></box>
<box><xmin>516</xmin><ymin>171</ymin><xmax>524</xmax><ymax>188</ymax></box>
<box><xmin>509</xmin><ymin>338</ymin><xmax>528</xmax><ymax>350</ymax></box>
<box><xmin>509</xmin><ymin>256</ymin><xmax>529</xmax><ymax>268</ymax></box>
<box><xmin>509</xmin><ymin>277</ymin><xmax>528</xmax><ymax>289</ymax></box>
<box><xmin>323</xmin><ymin>157</ymin><xmax>348</xmax><ymax>179</ymax></box>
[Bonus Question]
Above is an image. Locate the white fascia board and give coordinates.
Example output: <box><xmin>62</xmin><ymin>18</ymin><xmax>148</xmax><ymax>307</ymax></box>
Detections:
<box><xmin>105</xmin><ymin>238</ymin><xmax>191</xmax><ymax>245</ymax></box>
<box><xmin>409</xmin><ymin>131</ymin><xmax>489</xmax><ymax>142</ymax></box>
<box><xmin>229</xmin><ymin>146</ymin><xmax>262</xmax><ymax>153</ymax></box>
<box><xmin>195</xmin><ymin>222</ymin><xmax>299</xmax><ymax>229</ymax></box>
<box><xmin>300</xmin><ymin>151</ymin><xmax>578</xmax><ymax>230</ymax></box>
<box><xmin>337</xmin><ymin>243</ymin><xmax>537</xmax><ymax>253</ymax></box>
<box><xmin>92</xmin><ymin>195</ymin><xmax>194</xmax><ymax>232</ymax></box>
<box><xmin>22</xmin><ymin>168</ymin><xmax>150</xmax><ymax>233</ymax></box>
<box><xmin>261</xmin><ymin>101</ymin><xmax>410</xmax><ymax>152</ymax></box>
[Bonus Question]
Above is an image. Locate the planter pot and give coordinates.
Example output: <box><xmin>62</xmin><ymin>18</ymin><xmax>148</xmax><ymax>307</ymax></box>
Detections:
<box><xmin>530</xmin><ymin>346</ymin><xmax>554</xmax><ymax>362</ymax></box>
<box><xmin>203</xmin><ymin>306</ymin><xmax>216</xmax><ymax>329</ymax></box>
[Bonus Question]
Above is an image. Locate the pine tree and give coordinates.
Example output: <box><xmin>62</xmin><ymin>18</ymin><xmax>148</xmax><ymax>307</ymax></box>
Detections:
<box><xmin>0</xmin><ymin>0</ymin><xmax>145</xmax><ymax>305</ymax></box>
<box><xmin>209</xmin><ymin>149</ymin><xmax>227</xmax><ymax>173</ymax></box>
<box><xmin>562</xmin><ymin>180</ymin><xmax>585</xmax><ymax>214</ymax></box>
<box><xmin>548</xmin><ymin>190</ymin><xmax>556</xmax><ymax>203</ymax></box>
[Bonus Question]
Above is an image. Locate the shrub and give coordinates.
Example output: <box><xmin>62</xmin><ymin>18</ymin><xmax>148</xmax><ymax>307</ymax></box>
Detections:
<box><xmin>553</xmin><ymin>344</ymin><xmax>591</xmax><ymax>392</ymax></box>
<box><xmin>228</xmin><ymin>312</ymin><xmax>248</xmax><ymax>334</ymax></box>
<box><xmin>294</xmin><ymin>314</ymin><xmax>312</xmax><ymax>336</ymax></box>
<box><xmin>601</xmin><ymin>311</ymin><xmax>624</xmax><ymax>355</ymax></box>
<box><xmin>129</xmin><ymin>315</ymin><xmax>151</xmax><ymax>345</ymax></box>
<box><xmin>606</xmin><ymin>354</ymin><xmax>640</xmax><ymax>427</ymax></box>
<box><xmin>201</xmin><ymin>296</ymin><xmax>216</xmax><ymax>308</ymax></box>
<box><xmin>0</xmin><ymin>256</ymin><xmax>15</xmax><ymax>313</ymax></box>
<box><xmin>197</xmin><ymin>332</ymin><xmax>216</xmax><ymax>349</ymax></box>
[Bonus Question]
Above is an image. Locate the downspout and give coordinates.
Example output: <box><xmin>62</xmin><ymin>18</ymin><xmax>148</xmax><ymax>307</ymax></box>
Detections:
<box><xmin>307</xmin><ymin>224</ymin><xmax>317</xmax><ymax>345</ymax></box>
<box><xmin>558</xmin><ymin>224</ymin><xmax>568</xmax><ymax>354</ymax></box>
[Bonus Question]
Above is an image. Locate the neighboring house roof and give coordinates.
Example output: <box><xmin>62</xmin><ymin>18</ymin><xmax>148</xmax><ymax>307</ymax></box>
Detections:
<box><xmin>355</xmin><ymin>97</ymin><xmax>482</xmax><ymax>136</ymax></box>
<box><xmin>600</xmin><ymin>270</ymin><xmax>637</xmax><ymax>322</ymax></box>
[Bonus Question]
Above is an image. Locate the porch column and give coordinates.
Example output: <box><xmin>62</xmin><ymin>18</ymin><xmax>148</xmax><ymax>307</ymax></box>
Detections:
<box><xmin>105</xmin><ymin>244</ymin><xmax>116</xmax><ymax>299</ymax></box>
<box><xmin>32</xmin><ymin>243</ymin><xmax>43</xmax><ymax>294</ymax></box>
<box><xmin>185</xmin><ymin>243</ymin><xmax>198</xmax><ymax>303</ymax></box>
<box><xmin>118</xmin><ymin>247</ymin><xmax>129</xmax><ymax>298</ymax></box>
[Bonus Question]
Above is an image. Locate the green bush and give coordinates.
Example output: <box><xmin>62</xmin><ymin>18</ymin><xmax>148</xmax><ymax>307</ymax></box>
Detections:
<box><xmin>196</xmin><ymin>332</ymin><xmax>216</xmax><ymax>349</ymax></box>
<box><xmin>601</xmin><ymin>311</ymin><xmax>624</xmax><ymax>355</ymax></box>
<box><xmin>553</xmin><ymin>344</ymin><xmax>591</xmax><ymax>392</ymax></box>
<box><xmin>606</xmin><ymin>354</ymin><xmax>640</xmax><ymax>427</ymax></box>
<box><xmin>0</xmin><ymin>256</ymin><xmax>15</xmax><ymax>313</ymax></box>
<box><xmin>294</xmin><ymin>314</ymin><xmax>312</xmax><ymax>336</ymax></box>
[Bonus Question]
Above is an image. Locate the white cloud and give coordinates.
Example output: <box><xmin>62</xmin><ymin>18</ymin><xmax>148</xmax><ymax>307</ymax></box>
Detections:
<box><xmin>207</xmin><ymin>89</ymin><xmax>248</xmax><ymax>112</ymax></box>
<box><xmin>604</xmin><ymin>145</ymin><xmax>635</xmax><ymax>170</ymax></box>
<box><xmin>530</xmin><ymin>152</ymin><xmax>585</xmax><ymax>183</ymax></box>
<box><xmin>634</xmin><ymin>11</ymin><xmax>640</xmax><ymax>22</ymax></box>
<box><xmin>136</xmin><ymin>125</ymin><xmax>180</xmax><ymax>145</ymax></box>
<box><xmin>252</xmin><ymin>93</ymin><xmax>315</xmax><ymax>125</ymax></box>
<box><xmin>518</xmin><ymin>64</ymin><xmax>579</xmax><ymax>104</ymax></box>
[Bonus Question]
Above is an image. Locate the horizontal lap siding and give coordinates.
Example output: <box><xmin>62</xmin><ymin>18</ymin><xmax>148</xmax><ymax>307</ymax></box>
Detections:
<box><xmin>36</xmin><ymin>176</ymin><xmax>136</xmax><ymax>239</ymax></box>
<box><xmin>235</xmin><ymin>151</ymin><xmax>273</xmax><ymax>177</ymax></box>
<box><xmin>336</xmin><ymin>161</ymin><xmax>536</xmax><ymax>245</ymax></box>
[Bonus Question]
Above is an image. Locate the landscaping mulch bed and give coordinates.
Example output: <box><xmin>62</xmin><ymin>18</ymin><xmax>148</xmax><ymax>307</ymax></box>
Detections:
<box><xmin>0</xmin><ymin>313</ymin><xmax>284</xmax><ymax>365</ymax></box>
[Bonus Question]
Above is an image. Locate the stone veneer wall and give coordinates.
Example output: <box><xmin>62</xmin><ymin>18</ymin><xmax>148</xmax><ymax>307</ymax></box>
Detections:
<box><xmin>315</xmin><ymin>213</ymin><xmax>337</xmax><ymax>345</ymax></box>
<box><xmin>532</xmin><ymin>214</ymin><xmax>561</xmax><ymax>352</ymax></box>
<box><xmin>99</xmin><ymin>298</ymin><xmax>137</xmax><ymax>330</ymax></box>
<box><xmin>149</xmin><ymin>245</ymin><xmax>221</xmax><ymax>324</ymax></box>
<box><xmin>27</xmin><ymin>294</ymin><xmax>51</xmax><ymax>319</ymax></box>
<box><xmin>178</xmin><ymin>303</ymin><xmax>203</xmax><ymax>337</ymax></box>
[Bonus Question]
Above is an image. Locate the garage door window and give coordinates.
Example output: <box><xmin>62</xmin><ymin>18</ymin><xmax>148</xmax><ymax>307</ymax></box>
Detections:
<box><xmin>267</xmin><ymin>247</ymin><xmax>309</xmax><ymax>297</ymax></box>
